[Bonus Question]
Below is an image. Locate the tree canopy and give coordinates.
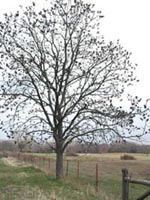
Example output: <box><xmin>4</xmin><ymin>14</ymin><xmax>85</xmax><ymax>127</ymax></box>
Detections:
<box><xmin>0</xmin><ymin>0</ymin><xmax>149</xmax><ymax>177</ymax></box>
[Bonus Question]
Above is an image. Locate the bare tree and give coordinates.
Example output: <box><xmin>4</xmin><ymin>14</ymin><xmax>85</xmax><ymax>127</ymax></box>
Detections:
<box><xmin>12</xmin><ymin>130</ymin><xmax>32</xmax><ymax>152</ymax></box>
<box><xmin>0</xmin><ymin>0</ymin><xmax>149</xmax><ymax>178</ymax></box>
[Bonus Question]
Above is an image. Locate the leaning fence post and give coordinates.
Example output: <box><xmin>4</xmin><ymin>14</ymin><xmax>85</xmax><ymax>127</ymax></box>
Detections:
<box><xmin>122</xmin><ymin>168</ymin><xmax>129</xmax><ymax>200</ymax></box>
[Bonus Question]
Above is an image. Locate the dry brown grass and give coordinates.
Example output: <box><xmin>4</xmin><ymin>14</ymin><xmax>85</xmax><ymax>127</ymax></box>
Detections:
<box><xmin>0</xmin><ymin>185</ymin><xmax>58</xmax><ymax>200</ymax></box>
<box><xmin>4</xmin><ymin>153</ymin><xmax>150</xmax><ymax>200</ymax></box>
<box><xmin>1</xmin><ymin>157</ymin><xmax>21</xmax><ymax>166</ymax></box>
<box><xmin>1</xmin><ymin>157</ymin><xmax>29</xmax><ymax>167</ymax></box>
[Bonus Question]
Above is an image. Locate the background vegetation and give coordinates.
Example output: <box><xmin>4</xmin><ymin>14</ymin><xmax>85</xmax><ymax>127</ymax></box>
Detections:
<box><xmin>1</xmin><ymin>139</ymin><xmax>150</xmax><ymax>154</ymax></box>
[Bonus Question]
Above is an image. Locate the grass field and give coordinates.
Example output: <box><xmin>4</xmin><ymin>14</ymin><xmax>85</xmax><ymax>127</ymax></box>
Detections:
<box><xmin>0</xmin><ymin>157</ymin><xmax>110</xmax><ymax>200</ymax></box>
<box><xmin>1</xmin><ymin>153</ymin><xmax>150</xmax><ymax>199</ymax></box>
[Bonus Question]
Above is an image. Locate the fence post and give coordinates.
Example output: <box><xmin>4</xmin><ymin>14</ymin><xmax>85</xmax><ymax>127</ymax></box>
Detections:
<box><xmin>38</xmin><ymin>157</ymin><xmax>40</xmax><ymax>167</ymax></box>
<box><xmin>96</xmin><ymin>163</ymin><xmax>99</xmax><ymax>192</ymax></box>
<box><xmin>31</xmin><ymin>155</ymin><xmax>33</xmax><ymax>166</ymax></box>
<box><xmin>48</xmin><ymin>158</ymin><xmax>51</xmax><ymax>169</ymax></box>
<box><xmin>34</xmin><ymin>156</ymin><xmax>36</xmax><ymax>166</ymax></box>
<box><xmin>32</xmin><ymin>156</ymin><xmax>34</xmax><ymax>166</ymax></box>
<box><xmin>77</xmin><ymin>161</ymin><xmax>80</xmax><ymax>178</ymax></box>
<box><xmin>122</xmin><ymin>168</ymin><xmax>129</xmax><ymax>200</ymax></box>
<box><xmin>43</xmin><ymin>157</ymin><xmax>45</xmax><ymax>169</ymax></box>
<box><xmin>137</xmin><ymin>190</ymin><xmax>150</xmax><ymax>200</ymax></box>
<box><xmin>66</xmin><ymin>160</ymin><xmax>69</xmax><ymax>176</ymax></box>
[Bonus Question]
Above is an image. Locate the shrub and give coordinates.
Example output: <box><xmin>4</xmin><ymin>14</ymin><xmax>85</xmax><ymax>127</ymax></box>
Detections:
<box><xmin>0</xmin><ymin>152</ymin><xmax>8</xmax><ymax>158</ymax></box>
<box><xmin>120</xmin><ymin>154</ymin><xmax>136</xmax><ymax>160</ymax></box>
<box><xmin>65</xmin><ymin>152</ymin><xmax>79</xmax><ymax>157</ymax></box>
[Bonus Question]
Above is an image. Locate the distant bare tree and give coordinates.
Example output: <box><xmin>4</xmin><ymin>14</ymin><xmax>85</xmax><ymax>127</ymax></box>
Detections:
<box><xmin>0</xmin><ymin>0</ymin><xmax>149</xmax><ymax>177</ymax></box>
<box><xmin>12</xmin><ymin>130</ymin><xmax>32</xmax><ymax>152</ymax></box>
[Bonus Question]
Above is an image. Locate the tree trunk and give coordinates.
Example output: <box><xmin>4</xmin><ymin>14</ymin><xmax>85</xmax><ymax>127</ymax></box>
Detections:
<box><xmin>55</xmin><ymin>120</ymin><xmax>64</xmax><ymax>178</ymax></box>
<box><xmin>56</xmin><ymin>148</ymin><xmax>64</xmax><ymax>178</ymax></box>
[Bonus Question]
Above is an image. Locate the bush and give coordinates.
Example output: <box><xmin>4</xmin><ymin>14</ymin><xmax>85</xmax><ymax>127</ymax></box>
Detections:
<box><xmin>65</xmin><ymin>152</ymin><xmax>79</xmax><ymax>157</ymax></box>
<box><xmin>0</xmin><ymin>152</ymin><xmax>8</xmax><ymax>158</ymax></box>
<box><xmin>120</xmin><ymin>154</ymin><xmax>136</xmax><ymax>160</ymax></box>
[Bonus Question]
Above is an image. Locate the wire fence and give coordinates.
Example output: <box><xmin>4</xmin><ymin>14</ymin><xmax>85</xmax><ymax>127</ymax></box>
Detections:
<box><xmin>4</xmin><ymin>151</ymin><xmax>150</xmax><ymax>197</ymax></box>
<box><xmin>5</xmin><ymin>152</ymin><xmax>100</xmax><ymax>191</ymax></box>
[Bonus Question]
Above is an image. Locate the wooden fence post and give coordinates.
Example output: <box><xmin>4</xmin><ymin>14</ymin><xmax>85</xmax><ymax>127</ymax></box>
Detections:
<box><xmin>136</xmin><ymin>190</ymin><xmax>150</xmax><ymax>200</ymax></box>
<box><xmin>48</xmin><ymin>158</ymin><xmax>51</xmax><ymax>169</ymax></box>
<box><xmin>77</xmin><ymin>161</ymin><xmax>80</xmax><ymax>178</ymax></box>
<box><xmin>38</xmin><ymin>157</ymin><xmax>40</xmax><ymax>167</ymax></box>
<box><xmin>43</xmin><ymin>157</ymin><xmax>45</xmax><ymax>169</ymax></box>
<box><xmin>122</xmin><ymin>168</ymin><xmax>129</xmax><ymax>200</ymax></box>
<box><xmin>96</xmin><ymin>163</ymin><xmax>99</xmax><ymax>192</ymax></box>
<box><xmin>34</xmin><ymin>157</ymin><xmax>36</xmax><ymax>166</ymax></box>
<box><xmin>40</xmin><ymin>157</ymin><xmax>42</xmax><ymax>168</ymax></box>
<box><xmin>66</xmin><ymin>160</ymin><xmax>69</xmax><ymax>176</ymax></box>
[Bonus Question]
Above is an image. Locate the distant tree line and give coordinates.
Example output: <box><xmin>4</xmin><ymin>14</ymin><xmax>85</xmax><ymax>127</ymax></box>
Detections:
<box><xmin>66</xmin><ymin>141</ymin><xmax>150</xmax><ymax>154</ymax></box>
<box><xmin>0</xmin><ymin>140</ymin><xmax>53</xmax><ymax>153</ymax></box>
<box><xmin>0</xmin><ymin>139</ymin><xmax>150</xmax><ymax>154</ymax></box>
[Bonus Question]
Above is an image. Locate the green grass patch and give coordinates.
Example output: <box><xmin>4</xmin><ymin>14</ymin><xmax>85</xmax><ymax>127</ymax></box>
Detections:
<box><xmin>0</xmin><ymin>158</ymin><xmax>113</xmax><ymax>200</ymax></box>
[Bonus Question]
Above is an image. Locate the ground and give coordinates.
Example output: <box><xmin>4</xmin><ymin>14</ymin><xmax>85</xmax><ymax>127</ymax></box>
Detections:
<box><xmin>0</xmin><ymin>157</ymin><xmax>103</xmax><ymax>200</ymax></box>
<box><xmin>1</xmin><ymin>153</ymin><xmax>150</xmax><ymax>199</ymax></box>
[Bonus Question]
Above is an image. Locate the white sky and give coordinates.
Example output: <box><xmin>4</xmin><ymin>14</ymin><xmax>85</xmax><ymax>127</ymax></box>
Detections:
<box><xmin>0</xmin><ymin>0</ymin><xmax>150</xmax><ymax>142</ymax></box>
<box><xmin>0</xmin><ymin>0</ymin><xmax>149</xmax><ymax>98</ymax></box>
<box><xmin>89</xmin><ymin>0</ymin><xmax>150</xmax><ymax>100</ymax></box>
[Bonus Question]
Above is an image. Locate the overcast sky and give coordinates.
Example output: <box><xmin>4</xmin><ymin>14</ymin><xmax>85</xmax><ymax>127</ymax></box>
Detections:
<box><xmin>0</xmin><ymin>0</ymin><xmax>150</xmax><ymax>142</ymax></box>
<box><xmin>89</xmin><ymin>0</ymin><xmax>150</xmax><ymax>100</ymax></box>
<box><xmin>0</xmin><ymin>0</ymin><xmax>149</xmax><ymax>98</ymax></box>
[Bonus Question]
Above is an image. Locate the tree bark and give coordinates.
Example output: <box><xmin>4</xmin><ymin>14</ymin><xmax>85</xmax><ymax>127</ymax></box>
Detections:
<box><xmin>56</xmin><ymin>148</ymin><xmax>64</xmax><ymax>178</ymax></box>
<box><xmin>55</xmin><ymin>118</ymin><xmax>64</xmax><ymax>178</ymax></box>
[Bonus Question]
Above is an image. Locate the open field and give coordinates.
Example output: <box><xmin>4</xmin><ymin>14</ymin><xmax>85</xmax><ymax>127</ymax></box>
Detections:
<box><xmin>2</xmin><ymin>153</ymin><xmax>150</xmax><ymax>199</ymax></box>
<box><xmin>29</xmin><ymin>152</ymin><xmax>150</xmax><ymax>162</ymax></box>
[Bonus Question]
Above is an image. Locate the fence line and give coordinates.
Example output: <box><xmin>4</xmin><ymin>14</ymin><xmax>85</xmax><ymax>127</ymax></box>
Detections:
<box><xmin>5</xmin><ymin>152</ymin><xmax>100</xmax><ymax>192</ymax></box>
<box><xmin>122</xmin><ymin>168</ymin><xmax>150</xmax><ymax>200</ymax></box>
<box><xmin>4</xmin><ymin>152</ymin><xmax>150</xmax><ymax>198</ymax></box>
